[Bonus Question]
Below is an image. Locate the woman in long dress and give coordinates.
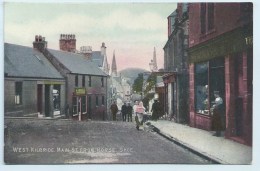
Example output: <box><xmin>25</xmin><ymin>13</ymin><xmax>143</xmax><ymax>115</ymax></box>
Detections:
<box><xmin>135</xmin><ymin>101</ymin><xmax>146</xmax><ymax>130</ymax></box>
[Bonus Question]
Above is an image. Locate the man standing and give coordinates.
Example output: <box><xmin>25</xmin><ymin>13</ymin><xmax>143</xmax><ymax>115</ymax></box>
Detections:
<box><xmin>126</xmin><ymin>102</ymin><xmax>133</xmax><ymax>122</ymax></box>
<box><xmin>121</xmin><ymin>102</ymin><xmax>127</xmax><ymax>122</ymax></box>
<box><xmin>211</xmin><ymin>91</ymin><xmax>224</xmax><ymax>137</ymax></box>
<box><xmin>151</xmin><ymin>99</ymin><xmax>159</xmax><ymax>120</ymax></box>
<box><xmin>110</xmin><ymin>101</ymin><xmax>118</xmax><ymax>121</ymax></box>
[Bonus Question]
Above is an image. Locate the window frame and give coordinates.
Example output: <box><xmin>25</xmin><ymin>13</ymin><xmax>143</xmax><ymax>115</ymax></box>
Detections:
<box><xmin>15</xmin><ymin>82</ymin><xmax>23</xmax><ymax>105</ymax></box>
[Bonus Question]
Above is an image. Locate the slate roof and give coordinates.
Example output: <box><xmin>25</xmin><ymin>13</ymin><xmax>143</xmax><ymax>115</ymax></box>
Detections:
<box><xmin>4</xmin><ymin>43</ymin><xmax>63</xmax><ymax>79</ymax></box>
<box><xmin>48</xmin><ymin>49</ymin><xmax>107</xmax><ymax>76</ymax></box>
<box><xmin>168</xmin><ymin>11</ymin><xmax>177</xmax><ymax>17</ymax></box>
<box><xmin>92</xmin><ymin>51</ymin><xmax>104</xmax><ymax>67</ymax></box>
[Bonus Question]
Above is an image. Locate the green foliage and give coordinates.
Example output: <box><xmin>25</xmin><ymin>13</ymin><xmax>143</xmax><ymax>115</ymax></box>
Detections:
<box><xmin>132</xmin><ymin>73</ymin><xmax>144</xmax><ymax>93</ymax></box>
<box><xmin>144</xmin><ymin>74</ymin><xmax>157</xmax><ymax>95</ymax></box>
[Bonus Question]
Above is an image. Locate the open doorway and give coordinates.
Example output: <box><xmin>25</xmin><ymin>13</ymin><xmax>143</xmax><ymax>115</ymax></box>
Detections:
<box><xmin>53</xmin><ymin>85</ymin><xmax>61</xmax><ymax>117</ymax></box>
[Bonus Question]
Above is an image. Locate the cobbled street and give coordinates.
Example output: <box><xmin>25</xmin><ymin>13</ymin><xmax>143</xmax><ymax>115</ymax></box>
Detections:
<box><xmin>4</xmin><ymin>118</ymin><xmax>211</xmax><ymax>164</ymax></box>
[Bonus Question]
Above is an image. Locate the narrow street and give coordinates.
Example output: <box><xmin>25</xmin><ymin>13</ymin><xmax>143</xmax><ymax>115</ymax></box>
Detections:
<box><xmin>4</xmin><ymin>118</ymin><xmax>211</xmax><ymax>164</ymax></box>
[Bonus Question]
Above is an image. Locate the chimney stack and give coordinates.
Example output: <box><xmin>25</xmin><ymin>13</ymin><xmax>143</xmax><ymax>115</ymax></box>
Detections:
<box><xmin>59</xmin><ymin>34</ymin><xmax>76</xmax><ymax>52</ymax></box>
<box><xmin>33</xmin><ymin>35</ymin><xmax>47</xmax><ymax>52</ymax></box>
<box><xmin>101</xmin><ymin>42</ymin><xmax>106</xmax><ymax>56</ymax></box>
<box><xmin>80</xmin><ymin>46</ymin><xmax>92</xmax><ymax>60</ymax></box>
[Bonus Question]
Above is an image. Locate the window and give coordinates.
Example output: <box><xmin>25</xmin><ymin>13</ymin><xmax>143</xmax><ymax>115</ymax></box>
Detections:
<box><xmin>200</xmin><ymin>3</ymin><xmax>206</xmax><ymax>34</ymax></box>
<box><xmin>102</xmin><ymin>96</ymin><xmax>105</xmax><ymax>105</ymax></box>
<box><xmin>101</xmin><ymin>77</ymin><xmax>104</xmax><ymax>87</ymax></box>
<box><xmin>75</xmin><ymin>75</ymin><xmax>78</xmax><ymax>87</ymax></box>
<box><xmin>209</xmin><ymin>58</ymin><xmax>225</xmax><ymax>108</ymax></box>
<box><xmin>82</xmin><ymin>75</ymin><xmax>85</xmax><ymax>87</ymax></box>
<box><xmin>200</xmin><ymin>3</ymin><xmax>215</xmax><ymax>34</ymax></box>
<box><xmin>15</xmin><ymin>82</ymin><xmax>22</xmax><ymax>105</ymax></box>
<box><xmin>195</xmin><ymin>58</ymin><xmax>225</xmax><ymax>115</ymax></box>
<box><xmin>207</xmin><ymin>3</ymin><xmax>215</xmax><ymax>30</ymax></box>
<box><xmin>96</xmin><ymin>96</ymin><xmax>99</xmax><ymax>106</ymax></box>
<box><xmin>88</xmin><ymin>76</ymin><xmax>92</xmax><ymax>87</ymax></box>
<box><xmin>195</xmin><ymin>62</ymin><xmax>209</xmax><ymax>114</ymax></box>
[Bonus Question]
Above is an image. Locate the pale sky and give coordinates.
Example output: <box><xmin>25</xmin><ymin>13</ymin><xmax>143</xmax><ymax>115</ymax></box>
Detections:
<box><xmin>4</xmin><ymin>2</ymin><xmax>177</xmax><ymax>71</ymax></box>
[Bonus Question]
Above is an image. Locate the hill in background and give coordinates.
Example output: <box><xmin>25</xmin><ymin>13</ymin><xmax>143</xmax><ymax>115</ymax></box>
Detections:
<box><xmin>119</xmin><ymin>67</ymin><xmax>148</xmax><ymax>85</ymax></box>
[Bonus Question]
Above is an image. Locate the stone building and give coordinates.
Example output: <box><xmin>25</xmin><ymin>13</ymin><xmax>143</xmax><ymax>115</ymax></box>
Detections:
<box><xmin>188</xmin><ymin>3</ymin><xmax>252</xmax><ymax>145</ymax></box>
<box><xmin>4</xmin><ymin>42</ymin><xmax>65</xmax><ymax>118</ymax></box>
<box><xmin>163</xmin><ymin>3</ymin><xmax>189</xmax><ymax>123</ymax></box>
<box><xmin>33</xmin><ymin>35</ymin><xmax>108</xmax><ymax>120</ymax></box>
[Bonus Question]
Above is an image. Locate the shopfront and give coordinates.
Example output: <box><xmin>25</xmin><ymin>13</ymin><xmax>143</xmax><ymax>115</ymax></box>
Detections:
<box><xmin>188</xmin><ymin>27</ymin><xmax>253</xmax><ymax>145</ymax></box>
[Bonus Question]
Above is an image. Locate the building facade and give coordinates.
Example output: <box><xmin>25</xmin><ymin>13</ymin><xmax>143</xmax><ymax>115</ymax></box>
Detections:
<box><xmin>4</xmin><ymin>42</ymin><xmax>65</xmax><ymax>118</ymax></box>
<box><xmin>188</xmin><ymin>3</ymin><xmax>253</xmax><ymax>145</ymax></box>
<box><xmin>33</xmin><ymin>35</ymin><xmax>108</xmax><ymax>121</ymax></box>
<box><xmin>163</xmin><ymin>3</ymin><xmax>189</xmax><ymax>123</ymax></box>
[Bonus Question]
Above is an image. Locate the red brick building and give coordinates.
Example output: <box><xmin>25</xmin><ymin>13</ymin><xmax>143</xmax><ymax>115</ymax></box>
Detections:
<box><xmin>188</xmin><ymin>3</ymin><xmax>253</xmax><ymax>145</ymax></box>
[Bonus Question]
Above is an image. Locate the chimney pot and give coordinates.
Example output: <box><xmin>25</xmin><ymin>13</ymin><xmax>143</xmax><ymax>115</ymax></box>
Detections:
<box><xmin>35</xmin><ymin>35</ymin><xmax>39</xmax><ymax>42</ymax></box>
<box><xmin>39</xmin><ymin>35</ymin><xmax>42</xmax><ymax>41</ymax></box>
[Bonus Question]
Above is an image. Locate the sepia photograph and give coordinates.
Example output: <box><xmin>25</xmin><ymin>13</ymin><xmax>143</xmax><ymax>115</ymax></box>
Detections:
<box><xmin>2</xmin><ymin>0</ymin><xmax>257</xmax><ymax>170</ymax></box>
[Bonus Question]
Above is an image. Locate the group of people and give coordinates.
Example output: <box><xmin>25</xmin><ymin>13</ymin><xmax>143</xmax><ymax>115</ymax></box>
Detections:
<box><xmin>110</xmin><ymin>99</ymin><xmax>163</xmax><ymax>131</ymax></box>
<box><xmin>121</xmin><ymin>102</ymin><xmax>133</xmax><ymax>122</ymax></box>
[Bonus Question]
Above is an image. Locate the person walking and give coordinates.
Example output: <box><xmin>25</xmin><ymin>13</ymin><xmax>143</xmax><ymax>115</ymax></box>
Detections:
<box><xmin>211</xmin><ymin>91</ymin><xmax>224</xmax><ymax>137</ymax></box>
<box><xmin>135</xmin><ymin>101</ymin><xmax>146</xmax><ymax>130</ymax></box>
<box><xmin>110</xmin><ymin>101</ymin><xmax>118</xmax><ymax>121</ymax></box>
<box><xmin>121</xmin><ymin>102</ymin><xmax>127</xmax><ymax>122</ymax></box>
<box><xmin>126</xmin><ymin>102</ymin><xmax>133</xmax><ymax>122</ymax></box>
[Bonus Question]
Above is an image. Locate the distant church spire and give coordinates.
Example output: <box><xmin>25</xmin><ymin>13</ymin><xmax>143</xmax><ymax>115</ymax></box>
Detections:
<box><xmin>149</xmin><ymin>47</ymin><xmax>158</xmax><ymax>72</ymax></box>
<box><xmin>153</xmin><ymin>47</ymin><xmax>158</xmax><ymax>71</ymax></box>
<box><xmin>111</xmin><ymin>50</ymin><xmax>117</xmax><ymax>77</ymax></box>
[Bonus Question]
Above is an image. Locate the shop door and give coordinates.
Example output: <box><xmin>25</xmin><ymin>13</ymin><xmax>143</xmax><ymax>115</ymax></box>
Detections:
<box><xmin>234</xmin><ymin>54</ymin><xmax>244</xmax><ymax>136</ymax></box>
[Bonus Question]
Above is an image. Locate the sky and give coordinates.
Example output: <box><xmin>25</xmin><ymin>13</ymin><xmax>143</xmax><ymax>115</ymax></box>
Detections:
<box><xmin>4</xmin><ymin>2</ymin><xmax>177</xmax><ymax>72</ymax></box>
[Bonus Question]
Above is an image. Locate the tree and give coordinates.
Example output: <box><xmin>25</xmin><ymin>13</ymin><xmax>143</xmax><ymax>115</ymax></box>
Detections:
<box><xmin>132</xmin><ymin>73</ymin><xmax>143</xmax><ymax>93</ymax></box>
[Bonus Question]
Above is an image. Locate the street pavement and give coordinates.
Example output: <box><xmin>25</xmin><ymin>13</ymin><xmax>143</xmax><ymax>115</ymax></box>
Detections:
<box><xmin>4</xmin><ymin>118</ymin><xmax>211</xmax><ymax>164</ymax></box>
<box><xmin>148</xmin><ymin>120</ymin><xmax>252</xmax><ymax>164</ymax></box>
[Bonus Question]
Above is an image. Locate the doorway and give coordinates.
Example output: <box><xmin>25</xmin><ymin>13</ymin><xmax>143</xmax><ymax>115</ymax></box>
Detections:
<box><xmin>37</xmin><ymin>84</ymin><xmax>43</xmax><ymax>114</ymax></box>
<box><xmin>45</xmin><ymin>85</ymin><xmax>50</xmax><ymax>117</ymax></box>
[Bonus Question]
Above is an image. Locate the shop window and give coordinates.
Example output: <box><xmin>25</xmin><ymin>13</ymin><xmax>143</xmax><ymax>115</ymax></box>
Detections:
<box><xmin>209</xmin><ymin>58</ymin><xmax>225</xmax><ymax>108</ymax></box>
<box><xmin>195</xmin><ymin>58</ymin><xmax>225</xmax><ymax>115</ymax></box>
<box><xmin>195</xmin><ymin>62</ymin><xmax>209</xmax><ymax>114</ymax></box>
<box><xmin>15</xmin><ymin>82</ymin><xmax>22</xmax><ymax>105</ymax></box>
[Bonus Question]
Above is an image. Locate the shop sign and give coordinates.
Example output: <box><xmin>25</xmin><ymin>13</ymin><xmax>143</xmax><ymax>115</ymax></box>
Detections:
<box><xmin>75</xmin><ymin>88</ymin><xmax>86</xmax><ymax>96</ymax></box>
